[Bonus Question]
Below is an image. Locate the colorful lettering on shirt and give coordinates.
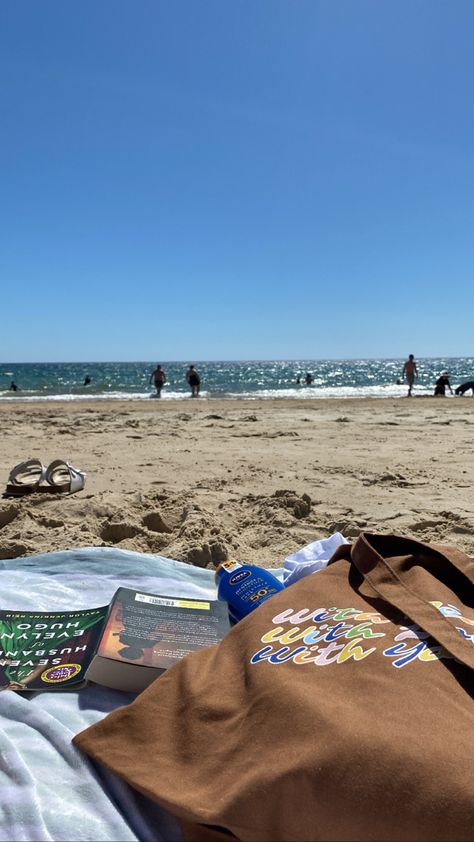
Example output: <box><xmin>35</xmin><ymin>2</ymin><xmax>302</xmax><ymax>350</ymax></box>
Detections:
<box><xmin>431</xmin><ymin>601</ymin><xmax>474</xmax><ymax>627</ymax></box>
<box><xmin>456</xmin><ymin>627</ymin><xmax>474</xmax><ymax>643</ymax></box>
<box><xmin>250</xmin><ymin>601</ymin><xmax>473</xmax><ymax>670</ymax></box>
<box><xmin>250</xmin><ymin>638</ymin><xmax>377</xmax><ymax>666</ymax></box>
<box><xmin>382</xmin><ymin>640</ymin><xmax>453</xmax><ymax>668</ymax></box>
<box><xmin>261</xmin><ymin>626</ymin><xmax>311</xmax><ymax>645</ymax></box>
<box><xmin>271</xmin><ymin>608</ymin><xmax>338</xmax><ymax>626</ymax></box>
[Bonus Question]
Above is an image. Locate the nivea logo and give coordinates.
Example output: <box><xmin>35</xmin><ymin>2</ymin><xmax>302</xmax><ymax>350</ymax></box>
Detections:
<box><xmin>229</xmin><ymin>570</ymin><xmax>252</xmax><ymax>586</ymax></box>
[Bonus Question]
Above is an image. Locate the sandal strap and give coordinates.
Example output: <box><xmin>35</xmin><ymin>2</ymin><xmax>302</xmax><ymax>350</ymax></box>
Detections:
<box><xmin>45</xmin><ymin>460</ymin><xmax>86</xmax><ymax>493</ymax></box>
<box><xmin>8</xmin><ymin>459</ymin><xmax>47</xmax><ymax>486</ymax></box>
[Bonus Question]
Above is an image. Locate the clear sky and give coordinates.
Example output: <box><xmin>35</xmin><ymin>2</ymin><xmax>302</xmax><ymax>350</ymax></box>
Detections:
<box><xmin>1</xmin><ymin>1</ymin><xmax>473</xmax><ymax>362</ymax></box>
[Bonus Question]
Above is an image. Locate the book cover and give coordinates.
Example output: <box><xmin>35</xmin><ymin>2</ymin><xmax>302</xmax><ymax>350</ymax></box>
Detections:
<box><xmin>0</xmin><ymin>589</ymin><xmax>230</xmax><ymax>693</ymax></box>
<box><xmin>0</xmin><ymin>606</ymin><xmax>108</xmax><ymax>691</ymax></box>
<box><xmin>85</xmin><ymin>588</ymin><xmax>230</xmax><ymax>692</ymax></box>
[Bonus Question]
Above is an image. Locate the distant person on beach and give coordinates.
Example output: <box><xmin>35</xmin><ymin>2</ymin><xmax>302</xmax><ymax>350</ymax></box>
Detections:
<box><xmin>455</xmin><ymin>381</ymin><xmax>474</xmax><ymax>396</ymax></box>
<box><xmin>9</xmin><ymin>381</ymin><xmax>18</xmax><ymax>392</ymax></box>
<box><xmin>434</xmin><ymin>371</ymin><xmax>453</xmax><ymax>396</ymax></box>
<box><xmin>83</xmin><ymin>376</ymin><xmax>91</xmax><ymax>386</ymax></box>
<box><xmin>296</xmin><ymin>376</ymin><xmax>301</xmax><ymax>385</ymax></box>
<box><xmin>305</xmin><ymin>372</ymin><xmax>314</xmax><ymax>385</ymax></box>
<box><xmin>186</xmin><ymin>365</ymin><xmax>201</xmax><ymax>397</ymax></box>
<box><xmin>402</xmin><ymin>354</ymin><xmax>418</xmax><ymax>397</ymax></box>
<box><xmin>150</xmin><ymin>364</ymin><xmax>166</xmax><ymax>398</ymax></box>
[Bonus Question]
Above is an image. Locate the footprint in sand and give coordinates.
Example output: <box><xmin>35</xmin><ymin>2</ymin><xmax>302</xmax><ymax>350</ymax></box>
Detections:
<box><xmin>34</xmin><ymin>516</ymin><xmax>65</xmax><ymax>529</ymax></box>
<box><xmin>0</xmin><ymin>542</ymin><xmax>29</xmax><ymax>559</ymax></box>
<box><xmin>409</xmin><ymin>520</ymin><xmax>442</xmax><ymax>532</ymax></box>
<box><xmin>450</xmin><ymin>524</ymin><xmax>473</xmax><ymax>534</ymax></box>
<box><xmin>100</xmin><ymin>522</ymin><xmax>140</xmax><ymax>543</ymax></box>
<box><xmin>0</xmin><ymin>506</ymin><xmax>19</xmax><ymax>529</ymax></box>
<box><xmin>142</xmin><ymin>511</ymin><xmax>172</xmax><ymax>534</ymax></box>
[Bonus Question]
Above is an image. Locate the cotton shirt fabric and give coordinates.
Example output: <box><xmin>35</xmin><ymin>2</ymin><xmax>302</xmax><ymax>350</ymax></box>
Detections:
<box><xmin>283</xmin><ymin>531</ymin><xmax>348</xmax><ymax>585</ymax></box>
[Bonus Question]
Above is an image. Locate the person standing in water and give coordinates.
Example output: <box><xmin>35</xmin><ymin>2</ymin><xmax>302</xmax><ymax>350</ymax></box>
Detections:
<box><xmin>150</xmin><ymin>364</ymin><xmax>166</xmax><ymax>398</ymax></box>
<box><xmin>402</xmin><ymin>354</ymin><xmax>418</xmax><ymax>397</ymax></box>
<box><xmin>186</xmin><ymin>365</ymin><xmax>201</xmax><ymax>397</ymax></box>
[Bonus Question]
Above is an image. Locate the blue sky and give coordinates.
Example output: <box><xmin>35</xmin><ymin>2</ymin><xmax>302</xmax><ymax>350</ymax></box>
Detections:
<box><xmin>1</xmin><ymin>1</ymin><xmax>473</xmax><ymax>361</ymax></box>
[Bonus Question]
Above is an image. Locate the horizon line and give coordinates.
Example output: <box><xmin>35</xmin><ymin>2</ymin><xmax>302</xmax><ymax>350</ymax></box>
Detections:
<box><xmin>1</xmin><ymin>355</ymin><xmax>473</xmax><ymax>367</ymax></box>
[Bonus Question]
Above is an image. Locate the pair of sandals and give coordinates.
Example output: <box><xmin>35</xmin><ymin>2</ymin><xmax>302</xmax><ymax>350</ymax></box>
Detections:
<box><xmin>5</xmin><ymin>459</ymin><xmax>86</xmax><ymax>497</ymax></box>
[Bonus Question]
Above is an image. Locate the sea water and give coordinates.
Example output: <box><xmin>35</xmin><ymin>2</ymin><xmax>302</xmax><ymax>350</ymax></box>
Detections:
<box><xmin>1</xmin><ymin>358</ymin><xmax>473</xmax><ymax>401</ymax></box>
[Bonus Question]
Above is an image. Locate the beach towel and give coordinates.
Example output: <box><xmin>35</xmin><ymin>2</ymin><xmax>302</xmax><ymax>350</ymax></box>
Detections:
<box><xmin>74</xmin><ymin>534</ymin><xmax>474</xmax><ymax>842</ymax></box>
<box><xmin>1</xmin><ymin>536</ymin><xmax>349</xmax><ymax>842</ymax></box>
<box><xmin>0</xmin><ymin>547</ymin><xmax>231</xmax><ymax>842</ymax></box>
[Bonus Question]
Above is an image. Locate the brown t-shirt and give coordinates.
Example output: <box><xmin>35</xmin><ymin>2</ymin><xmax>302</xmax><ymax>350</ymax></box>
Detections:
<box><xmin>74</xmin><ymin>533</ymin><xmax>474</xmax><ymax>841</ymax></box>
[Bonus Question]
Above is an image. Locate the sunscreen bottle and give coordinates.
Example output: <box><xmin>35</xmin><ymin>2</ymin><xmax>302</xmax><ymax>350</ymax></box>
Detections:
<box><xmin>215</xmin><ymin>560</ymin><xmax>284</xmax><ymax>622</ymax></box>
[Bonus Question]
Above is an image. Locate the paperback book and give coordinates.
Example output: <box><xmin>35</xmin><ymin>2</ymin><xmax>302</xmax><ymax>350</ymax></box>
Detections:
<box><xmin>0</xmin><ymin>588</ymin><xmax>230</xmax><ymax>693</ymax></box>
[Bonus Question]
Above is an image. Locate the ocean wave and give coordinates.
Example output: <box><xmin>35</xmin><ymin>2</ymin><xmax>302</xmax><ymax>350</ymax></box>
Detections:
<box><xmin>0</xmin><ymin>385</ymin><xmax>439</xmax><ymax>401</ymax></box>
<box><xmin>0</xmin><ymin>390</ymin><xmax>192</xmax><ymax>402</ymax></box>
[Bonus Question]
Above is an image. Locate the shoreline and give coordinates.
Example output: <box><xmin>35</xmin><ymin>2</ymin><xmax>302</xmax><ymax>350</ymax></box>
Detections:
<box><xmin>0</xmin><ymin>386</ymin><xmax>460</xmax><ymax>406</ymax></box>
<box><xmin>0</xmin><ymin>394</ymin><xmax>464</xmax><ymax>410</ymax></box>
<box><xmin>0</xmin><ymin>397</ymin><xmax>473</xmax><ymax>565</ymax></box>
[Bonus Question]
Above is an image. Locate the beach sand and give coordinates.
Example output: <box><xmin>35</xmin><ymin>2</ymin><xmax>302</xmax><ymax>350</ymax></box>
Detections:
<box><xmin>1</xmin><ymin>397</ymin><xmax>473</xmax><ymax>565</ymax></box>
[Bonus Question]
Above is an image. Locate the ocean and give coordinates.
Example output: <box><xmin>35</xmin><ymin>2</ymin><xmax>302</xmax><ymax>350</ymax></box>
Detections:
<box><xmin>0</xmin><ymin>359</ymin><xmax>472</xmax><ymax>401</ymax></box>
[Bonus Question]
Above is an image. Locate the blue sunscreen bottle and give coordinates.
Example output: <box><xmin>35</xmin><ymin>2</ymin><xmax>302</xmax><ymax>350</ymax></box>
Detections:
<box><xmin>215</xmin><ymin>560</ymin><xmax>284</xmax><ymax>622</ymax></box>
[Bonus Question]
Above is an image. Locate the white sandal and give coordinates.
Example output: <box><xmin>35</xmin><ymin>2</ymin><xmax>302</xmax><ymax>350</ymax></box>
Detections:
<box><xmin>44</xmin><ymin>460</ymin><xmax>86</xmax><ymax>495</ymax></box>
<box><xmin>5</xmin><ymin>459</ymin><xmax>47</xmax><ymax>496</ymax></box>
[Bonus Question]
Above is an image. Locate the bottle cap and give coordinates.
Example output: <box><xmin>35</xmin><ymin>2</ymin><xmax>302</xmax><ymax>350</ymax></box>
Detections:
<box><xmin>214</xmin><ymin>560</ymin><xmax>239</xmax><ymax>580</ymax></box>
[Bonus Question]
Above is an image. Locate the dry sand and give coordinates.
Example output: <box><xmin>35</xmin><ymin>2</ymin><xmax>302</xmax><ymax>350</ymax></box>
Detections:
<box><xmin>1</xmin><ymin>397</ymin><xmax>473</xmax><ymax>566</ymax></box>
